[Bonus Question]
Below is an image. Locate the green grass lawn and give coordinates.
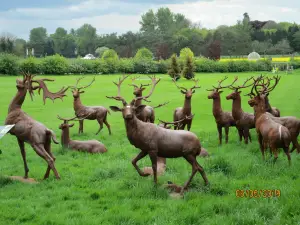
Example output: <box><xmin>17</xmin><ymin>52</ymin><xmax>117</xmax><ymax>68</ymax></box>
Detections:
<box><xmin>1</xmin><ymin>71</ymin><xmax>300</xmax><ymax>225</ymax></box>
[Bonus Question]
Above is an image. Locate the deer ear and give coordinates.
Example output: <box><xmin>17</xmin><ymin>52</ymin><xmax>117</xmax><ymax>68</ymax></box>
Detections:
<box><xmin>180</xmin><ymin>90</ymin><xmax>186</xmax><ymax>94</ymax></box>
<box><xmin>219</xmin><ymin>90</ymin><xmax>223</xmax><ymax>94</ymax></box>
<box><xmin>192</xmin><ymin>90</ymin><xmax>195</xmax><ymax>94</ymax></box>
<box><xmin>110</xmin><ymin>106</ymin><xmax>122</xmax><ymax>112</ymax></box>
<box><xmin>135</xmin><ymin>105</ymin><xmax>147</xmax><ymax>115</ymax></box>
<box><xmin>69</xmin><ymin>123</ymin><xmax>75</xmax><ymax>127</ymax></box>
<box><xmin>79</xmin><ymin>91</ymin><xmax>85</xmax><ymax>94</ymax></box>
<box><xmin>266</xmin><ymin>93</ymin><xmax>269</xmax><ymax>96</ymax></box>
<box><xmin>141</xmin><ymin>88</ymin><xmax>146</xmax><ymax>91</ymax></box>
<box><xmin>238</xmin><ymin>91</ymin><xmax>242</xmax><ymax>94</ymax></box>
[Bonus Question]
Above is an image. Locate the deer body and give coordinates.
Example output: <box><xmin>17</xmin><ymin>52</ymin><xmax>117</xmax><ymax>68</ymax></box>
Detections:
<box><xmin>133</xmin><ymin>92</ymin><xmax>155</xmax><ymax>123</ymax></box>
<box><xmin>71</xmin><ymin>77</ymin><xmax>111</xmax><ymax>135</ymax></box>
<box><xmin>226</xmin><ymin>91</ymin><xmax>255</xmax><ymax>144</ymax></box>
<box><xmin>4</xmin><ymin>74</ymin><xmax>66</xmax><ymax>180</ymax></box>
<box><xmin>265</xmin><ymin>94</ymin><xmax>280</xmax><ymax>117</ymax></box>
<box><xmin>59</xmin><ymin>120</ymin><xmax>107</xmax><ymax>154</ymax></box>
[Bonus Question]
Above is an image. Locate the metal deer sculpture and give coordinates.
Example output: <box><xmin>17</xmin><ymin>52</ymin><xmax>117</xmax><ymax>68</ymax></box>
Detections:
<box><xmin>5</xmin><ymin>72</ymin><xmax>68</xmax><ymax>180</ymax></box>
<box><xmin>69</xmin><ymin>77</ymin><xmax>112</xmax><ymax>135</ymax></box>
<box><xmin>57</xmin><ymin>115</ymin><xmax>107</xmax><ymax>153</ymax></box>
<box><xmin>107</xmin><ymin>75</ymin><xmax>209</xmax><ymax>195</ymax></box>
<box><xmin>173</xmin><ymin>78</ymin><xmax>200</xmax><ymax>130</ymax></box>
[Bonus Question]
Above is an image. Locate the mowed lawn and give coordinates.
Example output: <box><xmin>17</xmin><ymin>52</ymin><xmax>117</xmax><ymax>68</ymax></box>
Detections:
<box><xmin>1</xmin><ymin>71</ymin><xmax>300</xmax><ymax>225</ymax></box>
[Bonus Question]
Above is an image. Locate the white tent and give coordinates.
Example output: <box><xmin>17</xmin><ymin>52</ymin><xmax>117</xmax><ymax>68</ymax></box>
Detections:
<box><xmin>248</xmin><ymin>52</ymin><xmax>261</xmax><ymax>60</ymax></box>
<box><xmin>83</xmin><ymin>54</ymin><xmax>96</xmax><ymax>60</ymax></box>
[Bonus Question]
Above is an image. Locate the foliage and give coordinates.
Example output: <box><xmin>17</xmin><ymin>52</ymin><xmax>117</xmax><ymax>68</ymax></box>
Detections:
<box><xmin>118</xmin><ymin>58</ymin><xmax>135</xmax><ymax>73</ymax></box>
<box><xmin>101</xmin><ymin>49</ymin><xmax>119</xmax><ymax>74</ymax></box>
<box><xmin>41</xmin><ymin>54</ymin><xmax>68</xmax><ymax>74</ymax></box>
<box><xmin>134</xmin><ymin>47</ymin><xmax>153</xmax><ymax>60</ymax></box>
<box><xmin>19</xmin><ymin>57</ymin><xmax>42</xmax><ymax>74</ymax></box>
<box><xmin>0</xmin><ymin>53</ymin><xmax>19</xmax><ymax>75</ymax></box>
<box><xmin>75</xmin><ymin>24</ymin><xmax>97</xmax><ymax>56</ymax></box>
<box><xmin>134</xmin><ymin>58</ymin><xmax>157</xmax><ymax>74</ymax></box>
<box><xmin>102</xmin><ymin>49</ymin><xmax>119</xmax><ymax>61</ymax></box>
<box><xmin>181</xmin><ymin>56</ymin><xmax>195</xmax><ymax>79</ymax></box>
<box><xmin>29</xmin><ymin>27</ymin><xmax>48</xmax><ymax>57</ymax></box>
<box><xmin>95</xmin><ymin>46</ymin><xmax>109</xmax><ymax>58</ymax></box>
<box><xmin>179</xmin><ymin>47</ymin><xmax>194</xmax><ymax>59</ymax></box>
<box><xmin>168</xmin><ymin>54</ymin><xmax>180</xmax><ymax>79</ymax></box>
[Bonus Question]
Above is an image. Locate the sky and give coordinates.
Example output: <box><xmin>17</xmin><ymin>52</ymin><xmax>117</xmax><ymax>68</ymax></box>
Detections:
<box><xmin>0</xmin><ymin>0</ymin><xmax>299</xmax><ymax>40</ymax></box>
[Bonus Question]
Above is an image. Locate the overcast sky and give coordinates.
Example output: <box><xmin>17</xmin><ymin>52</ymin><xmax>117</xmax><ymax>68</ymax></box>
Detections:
<box><xmin>0</xmin><ymin>0</ymin><xmax>299</xmax><ymax>39</ymax></box>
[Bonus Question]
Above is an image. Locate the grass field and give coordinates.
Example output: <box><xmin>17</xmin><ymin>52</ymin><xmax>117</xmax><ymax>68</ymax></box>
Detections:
<box><xmin>1</xmin><ymin>71</ymin><xmax>300</xmax><ymax>225</ymax></box>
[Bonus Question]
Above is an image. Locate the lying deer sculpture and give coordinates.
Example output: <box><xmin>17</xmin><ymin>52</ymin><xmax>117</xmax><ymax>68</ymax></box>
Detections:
<box><xmin>129</xmin><ymin>76</ymin><xmax>169</xmax><ymax>123</ymax></box>
<box><xmin>247</xmin><ymin>76</ymin><xmax>291</xmax><ymax>165</ymax></box>
<box><xmin>226</xmin><ymin>77</ymin><xmax>255</xmax><ymax>144</ymax></box>
<box><xmin>207</xmin><ymin>76</ymin><xmax>240</xmax><ymax>145</ymax></box>
<box><xmin>5</xmin><ymin>72</ymin><xmax>68</xmax><ymax>179</ymax></box>
<box><xmin>173</xmin><ymin>78</ymin><xmax>200</xmax><ymax>130</ymax></box>
<box><xmin>254</xmin><ymin>75</ymin><xmax>300</xmax><ymax>153</ymax></box>
<box><xmin>107</xmin><ymin>75</ymin><xmax>209</xmax><ymax>194</ymax></box>
<box><xmin>69</xmin><ymin>77</ymin><xmax>112</xmax><ymax>135</ymax></box>
<box><xmin>57</xmin><ymin>115</ymin><xmax>107</xmax><ymax>153</ymax></box>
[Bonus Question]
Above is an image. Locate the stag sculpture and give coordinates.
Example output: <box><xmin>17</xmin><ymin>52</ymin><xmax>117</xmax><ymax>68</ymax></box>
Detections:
<box><xmin>207</xmin><ymin>77</ymin><xmax>240</xmax><ymax>145</ymax></box>
<box><xmin>69</xmin><ymin>77</ymin><xmax>112</xmax><ymax>135</ymax></box>
<box><xmin>129</xmin><ymin>76</ymin><xmax>169</xmax><ymax>123</ymax></box>
<box><xmin>173</xmin><ymin>79</ymin><xmax>200</xmax><ymax>130</ymax></box>
<box><xmin>107</xmin><ymin>75</ymin><xmax>209</xmax><ymax>194</ymax></box>
<box><xmin>5</xmin><ymin>72</ymin><xmax>68</xmax><ymax>179</ymax></box>
<box><xmin>58</xmin><ymin>115</ymin><xmax>107</xmax><ymax>153</ymax></box>
<box><xmin>247</xmin><ymin>76</ymin><xmax>291</xmax><ymax>165</ymax></box>
<box><xmin>226</xmin><ymin>77</ymin><xmax>255</xmax><ymax>144</ymax></box>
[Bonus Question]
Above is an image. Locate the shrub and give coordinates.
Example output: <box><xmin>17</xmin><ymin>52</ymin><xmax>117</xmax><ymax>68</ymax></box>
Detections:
<box><xmin>95</xmin><ymin>46</ymin><xmax>109</xmax><ymax>58</ymax></box>
<box><xmin>194</xmin><ymin>58</ymin><xmax>216</xmax><ymax>72</ymax></box>
<box><xmin>290</xmin><ymin>60</ymin><xmax>300</xmax><ymax>69</ymax></box>
<box><xmin>0</xmin><ymin>53</ymin><xmax>19</xmax><ymax>75</ymax></box>
<box><xmin>134</xmin><ymin>48</ymin><xmax>153</xmax><ymax>60</ymax></box>
<box><xmin>101</xmin><ymin>49</ymin><xmax>119</xmax><ymax>74</ymax></box>
<box><xmin>156</xmin><ymin>59</ymin><xmax>169</xmax><ymax>74</ymax></box>
<box><xmin>134</xmin><ymin>58</ymin><xmax>157</xmax><ymax>74</ymax></box>
<box><xmin>68</xmin><ymin>59</ymin><xmax>96</xmax><ymax>74</ymax></box>
<box><xmin>168</xmin><ymin>54</ymin><xmax>180</xmax><ymax>79</ymax></box>
<box><xmin>179</xmin><ymin>47</ymin><xmax>194</xmax><ymax>59</ymax></box>
<box><xmin>215</xmin><ymin>61</ymin><xmax>229</xmax><ymax>73</ymax></box>
<box><xmin>181</xmin><ymin>56</ymin><xmax>195</xmax><ymax>80</ymax></box>
<box><xmin>119</xmin><ymin>58</ymin><xmax>135</xmax><ymax>73</ymax></box>
<box><xmin>41</xmin><ymin>54</ymin><xmax>68</xmax><ymax>74</ymax></box>
<box><xmin>102</xmin><ymin>49</ymin><xmax>118</xmax><ymax>61</ymax></box>
<box><xmin>256</xmin><ymin>59</ymin><xmax>272</xmax><ymax>71</ymax></box>
<box><xmin>19</xmin><ymin>57</ymin><xmax>41</xmax><ymax>74</ymax></box>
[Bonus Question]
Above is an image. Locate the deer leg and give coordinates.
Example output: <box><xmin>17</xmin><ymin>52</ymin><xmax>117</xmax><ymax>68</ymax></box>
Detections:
<box><xmin>17</xmin><ymin>138</ymin><xmax>29</xmax><ymax>179</ymax></box>
<box><xmin>180</xmin><ymin>155</ymin><xmax>199</xmax><ymax>194</ymax></box>
<box><xmin>244</xmin><ymin>128</ymin><xmax>250</xmax><ymax>144</ymax></box>
<box><xmin>238</xmin><ymin>128</ymin><xmax>243</xmax><ymax>142</ymax></box>
<box><xmin>103</xmin><ymin>119</ymin><xmax>112</xmax><ymax>135</ymax></box>
<box><xmin>148</xmin><ymin>151</ymin><xmax>158</xmax><ymax>184</ymax></box>
<box><xmin>32</xmin><ymin>144</ymin><xmax>60</xmax><ymax>180</ymax></box>
<box><xmin>248</xmin><ymin>132</ymin><xmax>252</xmax><ymax>143</ymax></box>
<box><xmin>225</xmin><ymin>126</ymin><xmax>229</xmax><ymax>144</ymax></box>
<box><xmin>217</xmin><ymin>125</ymin><xmax>222</xmax><ymax>145</ymax></box>
<box><xmin>187</xmin><ymin>121</ymin><xmax>192</xmax><ymax>131</ymax></box>
<box><xmin>79</xmin><ymin>120</ymin><xmax>84</xmax><ymax>134</ymax></box>
<box><xmin>96</xmin><ymin>119</ymin><xmax>104</xmax><ymax>135</ymax></box>
<box><xmin>283</xmin><ymin>147</ymin><xmax>291</xmax><ymax>166</ymax></box>
<box><xmin>44</xmin><ymin>136</ymin><xmax>56</xmax><ymax>179</ymax></box>
<box><xmin>290</xmin><ymin>138</ymin><xmax>299</xmax><ymax>153</ymax></box>
<box><xmin>132</xmin><ymin>151</ymin><xmax>150</xmax><ymax>177</ymax></box>
<box><xmin>272</xmin><ymin>148</ymin><xmax>278</xmax><ymax>164</ymax></box>
<box><xmin>257</xmin><ymin>133</ymin><xmax>265</xmax><ymax>161</ymax></box>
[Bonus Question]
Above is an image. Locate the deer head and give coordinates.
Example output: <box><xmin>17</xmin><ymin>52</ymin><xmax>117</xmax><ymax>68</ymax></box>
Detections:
<box><xmin>69</xmin><ymin>76</ymin><xmax>96</xmax><ymax>98</ymax></box>
<box><xmin>57</xmin><ymin>115</ymin><xmax>87</xmax><ymax>130</ymax></box>
<box><xmin>207</xmin><ymin>76</ymin><xmax>237</xmax><ymax>99</ymax></box>
<box><xmin>107</xmin><ymin>75</ymin><xmax>160</xmax><ymax>120</ymax></box>
<box><xmin>128</xmin><ymin>76</ymin><xmax>151</xmax><ymax>96</ymax></box>
<box><xmin>226</xmin><ymin>76</ymin><xmax>253</xmax><ymax>100</ymax></box>
<box><xmin>246</xmin><ymin>75</ymin><xmax>269</xmax><ymax>108</ymax></box>
<box><xmin>173</xmin><ymin>78</ymin><xmax>200</xmax><ymax>99</ymax></box>
<box><xmin>18</xmin><ymin>71</ymin><xmax>68</xmax><ymax>104</ymax></box>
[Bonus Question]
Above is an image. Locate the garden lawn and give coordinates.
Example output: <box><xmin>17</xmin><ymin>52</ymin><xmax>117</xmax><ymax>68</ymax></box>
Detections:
<box><xmin>1</xmin><ymin>71</ymin><xmax>300</xmax><ymax>225</ymax></box>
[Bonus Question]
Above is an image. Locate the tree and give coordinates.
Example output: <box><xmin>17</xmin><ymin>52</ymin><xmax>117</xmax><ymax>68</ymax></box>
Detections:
<box><xmin>75</xmin><ymin>24</ymin><xmax>97</xmax><ymax>56</ymax></box>
<box><xmin>181</xmin><ymin>56</ymin><xmax>194</xmax><ymax>80</ymax></box>
<box><xmin>207</xmin><ymin>40</ymin><xmax>221</xmax><ymax>60</ymax></box>
<box><xmin>269</xmin><ymin>39</ymin><xmax>292</xmax><ymax>54</ymax></box>
<box><xmin>0</xmin><ymin>33</ymin><xmax>15</xmax><ymax>53</ymax></box>
<box><xmin>29</xmin><ymin>27</ymin><xmax>48</xmax><ymax>57</ymax></box>
<box><xmin>95</xmin><ymin>46</ymin><xmax>109</xmax><ymax>57</ymax></box>
<box><xmin>135</xmin><ymin>47</ymin><xmax>153</xmax><ymax>60</ymax></box>
<box><xmin>14</xmin><ymin>38</ymin><xmax>26</xmax><ymax>57</ymax></box>
<box><xmin>50</xmin><ymin>27</ymin><xmax>75</xmax><ymax>57</ymax></box>
<box><xmin>102</xmin><ymin>49</ymin><xmax>118</xmax><ymax>60</ymax></box>
<box><xmin>251</xmin><ymin>40</ymin><xmax>272</xmax><ymax>55</ymax></box>
<box><xmin>168</xmin><ymin>54</ymin><xmax>180</xmax><ymax>80</ymax></box>
<box><xmin>292</xmin><ymin>31</ymin><xmax>300</xmax><ymax>52</ymax></box>
<box><xmin>179</xmin><ymin>47</ymin><xmax>194</xmax><ymax>59</ymax></box>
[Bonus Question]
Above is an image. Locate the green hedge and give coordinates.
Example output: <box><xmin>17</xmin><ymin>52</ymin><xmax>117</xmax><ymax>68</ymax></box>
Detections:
<box><xmin>0</xmin><ymin>53</ymin><xmax>274</xmax><ymax>75</ymax></box>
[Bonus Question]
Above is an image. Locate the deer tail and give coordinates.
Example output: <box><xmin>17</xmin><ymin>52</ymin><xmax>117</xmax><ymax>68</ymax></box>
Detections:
<box><xmin>107</xmin><ymin>109</ymin><xmax>111</xmax><ymax>115</ymax></box>
<box><xmin>46</xmin><ymin>129</ymin><xmax>59</xmax><ymax>144</ymax></box>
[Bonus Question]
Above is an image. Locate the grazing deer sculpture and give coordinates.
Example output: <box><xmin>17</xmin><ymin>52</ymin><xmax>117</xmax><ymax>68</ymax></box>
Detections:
<box><xmin>207</xmin><ymin>77</ymin><xmax>240</xmax><ymax>145</ymax></box>
<box><xmin>247</xmin><ymin>76</ymin><xmax>291</xmax><ymax>165</ymax></box>
<box><xmin>5</xmin><ymin>72</ymin><xmax>68</xmax><ymax>180</ymax></box>
<box><xmin>69</xmin><ymin>77</ymin><xmax>112</xmax><ymax>135</ymax></box>
<box><xmin>129</xmin><ymin>76</ymin><xmax>169</xmax><ymax>123</ymax></box>
<box><xmin>226</xmin><ymin>77</ymin><xmax>255</xmax><ymax>144</ymax></box>
<box><xmin>107</xmin><ymin>75</ymin><xmax>209</xmax><ymax>194</ymax></box>
<box><xmin>57</xmin><ymin>115</ymin><xmax>107</xmax><ymax>153</ymax></box>
<box><xmin>173</xmin><ymin>78</ymin><xmax>200</xmax><ymax>130</ymax></box>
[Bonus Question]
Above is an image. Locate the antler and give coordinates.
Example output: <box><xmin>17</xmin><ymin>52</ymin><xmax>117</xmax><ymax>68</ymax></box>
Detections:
<box><xmin>262</xmin><ymin>75</ymin><xmax>281</xmax><ymax>94</ymax></box>
<box><xmin>153</xmin><ymin>101</ymin><xmax>169</xmax><ymax>109</ymax></box>
<box><xmin>230</xmin><ymin>76</ymin><xmax>254</xmax><ymax>90</ymax></box>
<box><xmin>106</xmin><ymin>74</ymin><xmax>130</xmax><ymax>106</ymax></box>
<box><xmin>158</xmin><ymin>114</ymin><xmax>194</xmax><ymax>126</ymax></box>
<box><xmin>128</xmin><ymin>76</ymin><xmax>139</xmax><ymax>88</ymax></box>
<box><xmin>57</xmin><ymin>114</ymin><xmax>89</xmax><ymax>123</ymax></box>
<box><xmin>191</xmin><ymin>78</ymin><xmax>201</xmax><ymax>90</ymax></box>
<box><xmin>130</xmin><ymin>75</ymin><xmax>160</xmax><ymax>105</ymax></box>
<box><xmin>32</xmin><ymin>79</ymin><xmax>69</xmax><ymax>105</ymax></box>
<box><xmin>172</xmin><ymin>78</ymin><xmax>188</xmax><ymax>92</ymax></box>
<box><xmin>207</xmin><ymin>76</ymin><xmax>237</xmax><ymax>91</ymax></box>
<box><xmin>244</xmin><ymin>75</ymin><xmax>264</xmax><ymax>97</ymax></box>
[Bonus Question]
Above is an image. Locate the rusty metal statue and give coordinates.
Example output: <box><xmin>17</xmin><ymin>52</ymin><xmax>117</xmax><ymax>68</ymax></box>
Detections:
<box><xmin>5</xmin><ymin>72</ymin><xmax>68</xmax><ymax>180</ymax></box>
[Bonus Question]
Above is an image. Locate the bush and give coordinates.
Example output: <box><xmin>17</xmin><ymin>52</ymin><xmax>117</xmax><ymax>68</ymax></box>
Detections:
<box><xmin>134</xmin><ymin>58</ymin><xmax>157</xmax><ymax>74</ymax></box>
<box><xmin>134</xmin><ymin>48</ymin><xmax>153</xmax><ymax>60</ymax></box>
<box><xmin>41</xmin><ymin>54</ymin><xmax>68</xmax><ymax>74</ymax></box>
<box><xmin>156</xmin><ymin>59</ymin><xmax>169</xmax><ymax>74</ymax></box>
<box><xmin>19</xmin><ymin>57</ymin><xmax>41</xmax><ymax>74</ymax></box>
<box><xmin>119</xmin><ymin>58</ymin><xmax>135</xmax><ymax>73</ymax></box>
<box><xmin>290</xmin><ymin>60</ymin><xmax>300</xmax><ymax>69</ymax></box>
<box><xmin>68</xmin><ymin>59</ymin><xmax>96</xmax><ymax>74</ymax></box>
<box><xmin>0</xmin><ymin>53</ymin><xmax>19</xmax><ymax>75</ymax></box>
<box><xmin>101</xmin><ymin>49</ymin><xmax>119</xmax><ymax>74</ymax></box>
<box><xmin>195</xmin><ymin>58</ymin><xmax>217</xmax><ymax>72</ymax></box>
<box><xmin>102</xmin><ymin>49</ymin><xmax>119</xmax><ymax>61</ymax></box>
<box><xmin>168</xmin><ymin>54</ymin><xmax>180</xmax><ymax>79</ymax></box>
<box><xmin>215</xmin><ymin>61</ymin><xmax>229</xmax><ymax>73</ymax></box>
<box><xmin>181</xmin><ymin>56</ymin><xmax>195</xmax><ymax>79</ymax></box>
<box><xmin>180</xmin><ymin>47</ymin><xmax>194</xmax><ymax>59</ymax></box>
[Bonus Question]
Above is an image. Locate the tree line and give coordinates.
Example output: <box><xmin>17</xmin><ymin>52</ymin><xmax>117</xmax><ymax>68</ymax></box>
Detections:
<box><xmin>1</xmin><ymin>8</ymin><xmax>300</xmax><ymax>58</ymax></box>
